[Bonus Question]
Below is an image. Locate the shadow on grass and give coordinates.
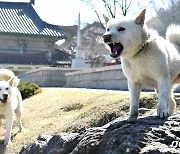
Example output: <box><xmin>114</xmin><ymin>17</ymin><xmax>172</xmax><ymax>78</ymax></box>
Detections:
<box><xmin>0</xmin><ymin>140</ymin><xmax>7</xmax><ymax>154</ymax></box>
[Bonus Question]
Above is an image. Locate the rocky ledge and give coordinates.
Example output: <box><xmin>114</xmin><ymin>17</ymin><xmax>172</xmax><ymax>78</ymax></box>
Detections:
<box><xmin>20</xmin><ymin>112</ymin><xmax>180</xmax><ymax>154</ymax></box>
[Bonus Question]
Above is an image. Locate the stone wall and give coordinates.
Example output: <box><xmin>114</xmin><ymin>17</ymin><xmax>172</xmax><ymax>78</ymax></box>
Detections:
<box><xmin>20</xmin><ymin>67</ymin><xmax>79</xmax><ymax>87</ymax></box>
<box><xmin>65</xmin><ymin>65</ymin><xmax>128</xmax><ymax>90</ymax></box>
<box><xmin>20</xmin><ymin>65</ymin><xmax>128</xmax><ymax>90</ymax></box>
<box><xmin>21</xmin><ymin>65</ymin><xmax>180</xmax><ymax>92</ymax></box>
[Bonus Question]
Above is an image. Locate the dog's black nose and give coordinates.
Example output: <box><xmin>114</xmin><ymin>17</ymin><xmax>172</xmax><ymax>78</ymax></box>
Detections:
<box><xmin>3</xmin><ymin>94</ymin><xmax>8</xmax><ymax>99</ymax></box>
<box><xmin>103</xmin><ymin>34</ymin><xmax>111</xmax><ymax>42</ymax></box>
<box><xmin>3</xmin><ymin>94</ymin><xmax>8</xmax><ymax>97</ymax></box>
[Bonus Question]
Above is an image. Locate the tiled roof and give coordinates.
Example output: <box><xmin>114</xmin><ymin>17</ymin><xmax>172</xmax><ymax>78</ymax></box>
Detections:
<box><xmin>0</xmin><ymin>2</ymin><xmax>65</xmax><ymax>39</ymax></box>
<box><xmin>0</xmin><ymin>53</ymin><xmax>49</xmax><ymax>65</ymax></box>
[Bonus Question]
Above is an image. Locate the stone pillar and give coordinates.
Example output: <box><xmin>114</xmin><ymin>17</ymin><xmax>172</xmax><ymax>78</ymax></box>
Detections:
<box><xmin>71</xmin><ymin>13</ymin><xmax>86</xmax><ymax>68</ymax></box>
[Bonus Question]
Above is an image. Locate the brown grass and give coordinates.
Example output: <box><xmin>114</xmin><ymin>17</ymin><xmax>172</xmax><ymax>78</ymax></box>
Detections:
<box><xmin>0</xmin><ymin>88</ymin><xmax>159</xmax><ymax>153</ymax></box>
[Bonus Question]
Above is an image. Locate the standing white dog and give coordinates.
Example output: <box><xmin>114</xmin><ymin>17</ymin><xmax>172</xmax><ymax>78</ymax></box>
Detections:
<box><xmin>0</xmin><ymin>69</ymin><xmax>23</xmax><ymax>145</ymax></box>
<box><xmin>103</xmin><ymin>9</ymin><xmax>180</xmax><ymax>120</ymax></box>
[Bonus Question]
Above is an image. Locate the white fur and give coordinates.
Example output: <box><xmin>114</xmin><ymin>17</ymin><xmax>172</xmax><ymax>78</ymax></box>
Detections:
<box><xmin>0</xmin><ymin>69</ymin><xmax>20</xmax><ymax>87</ymax></box>
<box><xmin>103</xmin><ymin>10</ymin><xmax>180</xmax><ymax>120</ymax></box>
<box><xmin>166</xmin><ymin>25</ymin><xmax>180</xmax><ymax>46</ymax></box>
<box><xmin>0</xmin><ymin>69</ymin><xmax>23</xmax><ymax>145</ymax></box>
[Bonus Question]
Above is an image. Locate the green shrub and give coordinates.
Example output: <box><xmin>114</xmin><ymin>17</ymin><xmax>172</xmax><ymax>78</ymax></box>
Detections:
<box><xmin>18</xmin><ymin>82</ymin><xmax>41</xmax><ymax>100</ymax></box>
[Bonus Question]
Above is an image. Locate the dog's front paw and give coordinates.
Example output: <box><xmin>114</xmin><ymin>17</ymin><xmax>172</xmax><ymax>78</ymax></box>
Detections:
<box><xmin>157</xmin><ymin>109</ymin><xmax>169</xmax><ymax>119</ymax></box>
<box><xmin>128</xmin><ymin>113</ymin><xmax>138</xmax><ymax>122</ymax></box>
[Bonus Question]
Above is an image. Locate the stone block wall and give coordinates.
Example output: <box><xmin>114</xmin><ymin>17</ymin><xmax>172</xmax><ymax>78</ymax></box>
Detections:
<box><xmin>65</xmin><ymin>65</ymin><xmax>128</xmax><ymax>90</ymax></box>
<box><xmin>20</xmin><ymin>67</ymin><xmax>79</xmax><ymax>87</ymax></box>
<box><xmin>19</xmin><ymin>65</ymin><xmax>180</xmax><ymax>92</ymax></box>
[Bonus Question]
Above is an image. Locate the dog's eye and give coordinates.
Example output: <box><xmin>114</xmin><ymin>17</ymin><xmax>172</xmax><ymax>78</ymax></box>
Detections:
<box><xmin>107</xmin><ymin>28</ymin><xmax>110</xmax><ymax>32</ymax></box>
<box><xmin>118</xmin><ymin>27</ymin><xmax>125</xmax><ymax>32</ymax></box>
<box><xmin>6</xmin><ymin>88</ymin><xmax>8</xmax><ymax>90</ymax></box>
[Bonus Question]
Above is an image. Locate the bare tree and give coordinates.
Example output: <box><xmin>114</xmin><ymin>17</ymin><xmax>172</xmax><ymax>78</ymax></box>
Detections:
<box><xmin>116</xmin><ymin>0</ymin><xmax>133</xmax><ymax>16</ymax></box>
<box><xmin>102</xmin><ymin>0</ymin><xmax>116</xmax><ymax>18</ymax></box>
<box><xmin>81</xmin><ymin>0</ymin><xmax>133</xmax><ymax>26</ymax></box>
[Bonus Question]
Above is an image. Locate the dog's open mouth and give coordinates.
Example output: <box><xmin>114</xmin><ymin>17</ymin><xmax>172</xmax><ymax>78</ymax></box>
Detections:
<box><xmin>0</xmin><ymin>95</ymin><xmax>8</xmax><ymax>104</ymax></box>
<box><xmin>108</xmin><ymin>43</ymin><xmax>123</xmax><ymax>58</ymax></box>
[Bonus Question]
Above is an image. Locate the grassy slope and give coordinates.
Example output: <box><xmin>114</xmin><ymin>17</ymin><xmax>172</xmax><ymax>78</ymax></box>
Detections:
<box><xmin>0</xmin><ymin>88</ymin><xmax>165</xmax><ymax>153</ymax></box>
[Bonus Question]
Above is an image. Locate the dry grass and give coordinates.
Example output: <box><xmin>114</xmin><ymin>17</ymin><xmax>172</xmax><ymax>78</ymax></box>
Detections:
<box><xmin>0</xmin><ymin>88</ymin><xmax>158</xmax><ymax>153</ymax></box>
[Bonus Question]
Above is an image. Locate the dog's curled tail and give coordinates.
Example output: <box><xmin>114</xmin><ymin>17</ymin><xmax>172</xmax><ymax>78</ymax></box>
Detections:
<box><xmin>166</xmin><ymin>25</ymin><xmax>180</xmax><ymax>46</ymax></box>
<box><xmin>0</xmin><ymin>68</ymin><xmax>20</xmax><ymax>87</ymax></box>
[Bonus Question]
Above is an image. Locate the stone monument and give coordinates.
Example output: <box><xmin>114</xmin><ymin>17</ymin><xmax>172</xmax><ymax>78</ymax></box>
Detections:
<box><xmin>71</xmin><ymin>13</ymin><xmax>86</xmax><ymax>68</ymax></box>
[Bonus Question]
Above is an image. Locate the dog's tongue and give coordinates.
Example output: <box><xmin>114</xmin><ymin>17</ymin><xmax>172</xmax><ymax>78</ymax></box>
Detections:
<box><xmin>0</xmin><ymin>95</ymin><xmax>8</xmax><ymax>104</ymax></box>
<box><xmin>1</xmin><ymin>99</ymin><xmax>7</xmax><ymax>104</ymax></box>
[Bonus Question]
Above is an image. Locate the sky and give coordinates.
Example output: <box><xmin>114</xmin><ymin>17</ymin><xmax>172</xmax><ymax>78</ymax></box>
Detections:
<box><xmin>1</xmin><ymin>0</ymin><xmax>165</xmax><ymax>26</ymax></box>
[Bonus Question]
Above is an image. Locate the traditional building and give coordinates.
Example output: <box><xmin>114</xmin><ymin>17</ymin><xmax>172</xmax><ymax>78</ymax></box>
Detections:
<box><xmin>0</xmin><ymin>1</ymin><xmax>65</xmax><ymax>73</ymax></box>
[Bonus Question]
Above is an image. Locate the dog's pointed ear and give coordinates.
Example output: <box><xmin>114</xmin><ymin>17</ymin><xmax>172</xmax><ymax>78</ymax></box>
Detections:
<box><xmin>135</xmin><ymin>9</ymin><xmax>146</xmax><ymax>26</ymax></box>
<box><xmin>8</xmin><ymin>76</ymin><xmax>14</xmax><ymax>86</ymax></box>
<box><xmin>103</xmin><ymin>14</ymin><xmax>110</xmax><ymax>24</ymax></box>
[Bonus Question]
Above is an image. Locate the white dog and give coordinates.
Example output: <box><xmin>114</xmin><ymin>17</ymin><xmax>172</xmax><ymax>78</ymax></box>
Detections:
<box><xmin>103</xmin><ymin>9</ymin><xmax>180</xmax><ymax>120</ymax></box>
<box><xmin>0</xmin><ymin>69</ymin><xmax>23</xmax><ymax>145</ymax></box>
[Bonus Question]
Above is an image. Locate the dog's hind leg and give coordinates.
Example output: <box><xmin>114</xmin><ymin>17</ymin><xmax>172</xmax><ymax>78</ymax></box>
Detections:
<box><xmin>157</xmin><ymin>77</ymin><xmax>170</xmax><ymax>118</ymax></box>
<box><xmin>15</xmin><ymin>103</ymin><xmax>24</xmax><ymax>132</ymax></box>
<box><xmin>168</xmin><ymin>75</ymin><xmax>180</xmax><ymax>115</ymax></box>
<box><xmin>15</xmin><ymin>110</ymin><xmax>24</xmax><ymax>132</ymax></box>
<box><xmin>168</xmin><ymin>78</ymin><xmax>180</xmax><ymax>116</ymax></box>
<box><xmin>128</xmin><ymin>81</ymin><xmax>142</xmax><ymax>121</ymax></box>
<box><xmin>15</xmin><ymin>90</ymin><xmax>24</xmax><ymax>132</ymax></box>
<box><xmin>168</xmin><ymin>89</ymin><xmax>176</xmax><ymax>116</ymax></box>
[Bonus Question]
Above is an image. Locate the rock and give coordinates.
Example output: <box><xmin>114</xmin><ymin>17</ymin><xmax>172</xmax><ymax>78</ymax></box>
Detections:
<box><xmin>20</xmin><ymin>133</ymin><xmax>80</xmax><ymax>154</ymax></box>
<box><xmin>20</xmin><ymin>134</ymin><xmax>52</xmax><ymax>154</ymax></box>
<box><xmin>43</xmin><ymin>133</ymin><xmax>80</xmax><ymax>154</ymax></box>
<box><xmin>20</xmin><ymin>113</ymin><xmax>180</xmax><ymax>154</ymax></box>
